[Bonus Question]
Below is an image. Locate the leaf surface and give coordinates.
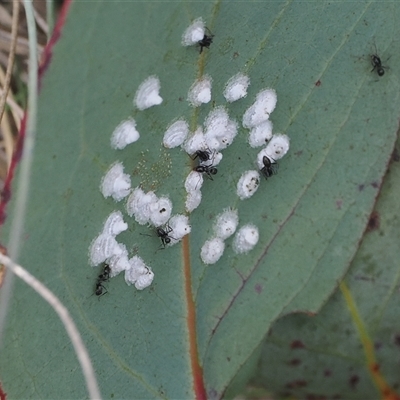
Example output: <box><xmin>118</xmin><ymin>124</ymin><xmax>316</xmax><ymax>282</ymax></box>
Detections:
<box><xmin>1</xmin><ymin>2</ymin><xmax>400</xmax><ymax>398</ymax></box>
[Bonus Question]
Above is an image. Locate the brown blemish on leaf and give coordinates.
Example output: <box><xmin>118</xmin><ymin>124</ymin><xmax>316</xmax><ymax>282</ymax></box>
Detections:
<box><xmin>349</xmin><ymin>374</ymin><xmax>359</xmax><ymax>389</ymax></box>
<box><xmin>393</xmin><ymin>333</ymin><xmax>400</xmax><ymax>346</ymax></box>
<box><xmin>254</xmin><ymin>283</ymin><xmax>262</xmax><ymax>294</ymax></box>
<box><xmin>290</xmin><ymin>340</ymin><xmax>305</xmax><ymax>349</ymax></box>
<box><xmin>371</xmin><ymin>181</ymin><xmax>379</xmax><ymax>189</ymax></box>
<box><xmin>391</xmin><ymin>147</ymin><xmax>400</xmax><ymax>162</ymax></box>
<box><xmin>288</xmin><ymin>358</ymin><xmax>301</xmax><ymax>366</ymax></box>
<box><xmin>366</xmin><ymin>211</ymin><xmax>380</xmax><ymax>232</ymax></box>
<box><xmin>285</xmin><ymin>380</ymin><xmax>307</xmax><ymax>389</ymax></box>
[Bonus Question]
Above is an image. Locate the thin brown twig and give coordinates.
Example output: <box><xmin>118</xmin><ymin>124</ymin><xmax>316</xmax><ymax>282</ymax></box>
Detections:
<box><xmin>0</xmin><ymin>0</ymin><xmax>20</xmax><ymax>135</ymax></box>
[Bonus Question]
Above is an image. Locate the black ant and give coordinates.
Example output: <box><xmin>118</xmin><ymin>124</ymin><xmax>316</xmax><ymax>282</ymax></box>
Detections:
<box><xmin>95</xmin><ymin>264</ymin><xmax>111</xmax><ymax>297</ymax></box>
<box><xmin>156</xmin><ymin>224</ymin><xmax>175</xmax><ymax>248</ymax></box>
<box><xmin>260</xmin><ymin>156</ymin><xmax>278</xmax><ymax>179</ymax></box>
<box><xmin>191</xmin><ymin>148</ymin><xmax>213</xmax><ymax>162</ymax></box>
<box><xmin>194</xmin><ymin>164</ymin><xmax>218</xmax><ymax>180</ymax></box>
<box><xmin>370</xmin><ymin>54</ymin><xmax>386</xmax><ymax>77</ymax></box>
<box><xmin>370</xmin><ymin>42</ymin><xmax>388</xmax><ymax>77</ymax></box>
<box><xmin>198</xmin><ymin>28</ymin><xmax>214</xmax><ymax>53</ymax></box>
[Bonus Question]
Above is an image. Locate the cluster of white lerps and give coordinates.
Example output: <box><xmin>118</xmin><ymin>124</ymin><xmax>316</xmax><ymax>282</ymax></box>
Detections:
<box><xmin>200</xmin><ymin>208</ymin><xmax>260</xmax><ymax>264</ymax></box>
<box><xmin>90</xmin><ymin>17</ymin><xmax>292</xmax><ymax>289</ymax></box>
<box><xmin>89</xmin><ymin>211</ymin><xmax>154</xmax><ymax>290</ymax></box>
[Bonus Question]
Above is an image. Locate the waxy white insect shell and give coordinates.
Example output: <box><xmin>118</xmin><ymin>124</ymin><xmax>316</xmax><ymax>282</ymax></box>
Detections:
<box><xmin>135</xmin><ymin>269</ymin><xmax>155</xmax><ymax>290</ymax></box>
<box><xmin>188</xmin><ymin>75</ymin><xmax>212</xmax><ymax>107</ymax></box>
<box><xmin>168</xmin><ymin>214</ymin><xmax>191</xmax><ymax>245</ymax></box>
<box><xmin>102</xmin><ymin>211</ymin><xmax>128</xmax><ymax>236</ymax></box>
<box><xmin>237</xmin><ymin>170</ymin><xmax>261</xmax><ymax>200</ymax></box>
<box><xmin>182</xmin><ymin>127</ymin><xmax>207</xmax><ymax>156</ymax></box>
<box><xmin>185</xmin><ymin>171</ymin><xmax>204</xmax><ymax>192</ymax></box>
<box><xmin>233</xmin><ymin>224</ymin><xmax>259</xmax><ymax>254</ymax></box>
<box><xmin>248</xmin><ymin>120</ymin><xmax>273</xmax><ymax>148</ymax></box>
<box><xmin>182</xmin><ymin>17</ymin><xmax>205</xmax><ymax>46</ymax></box>
<box><xmin>125</xmin><ymin>256</ymin><xmax>152</xmax><ymax>287</ymax></box>
<box><xmin>126</xmin><ymin>187</ymin><xmax>157</xmax><ymax>225</ymax></box>
<box><xmin>163</xmin><ymin>120</ymin><xmax>189</xmax><ymax>148</ymax></box>
<box><xmin>100</xmin><ymin>162</ymin><xmax>131</xmax><ymax>202</ymax></box>
<box><xmin>134</xmin><ymin>75</ymin><xmax>163</xmax><ymax>110</ymax></box>
<box><xmin>204</xmin><ymin>106</ymin><xmax>238</xmax><ymax>151</ymax></box>
<box><xmin>223</xmin><ymin>73</ymin><xmax>250</xmax><ymax>103</ymax></box>
<box><xmin>108</xmin><ymin>253</ymin><xmax>130</xmax><ymax>278</ymax></box>
<box><xmin>148</xmin><ymin>196</ymin><xmax>172</xmax><ymax>227</ymax></box>
<box><xmin>264</xmin><ymin>134</ymin><xmax>290</xmax><ymax>160</ymax></box>
<box><xmin>186</xmin><ymin>190</ymin><xmax>202</xmax><ymax>213</ymax></box>
<box><xmin>214</xmin><ymin>208</ymin><xmax>239</xmax><ymax>240</ymax></box>
<box><xmin>242</xmin><ymin>88</ymin><xmax>277</xmax><ymax>129</ymax></box>
<box><xmin>89</xmin><ymin>234</ymin><xmax>124</xmax><ymax>266</ymax></box>
<box><xmin>200</xmin><ymin>237</ymin><xmax>225</xmax><ymax>265</ymax></box>
<box><xmin>111</xmin><ymin>118</ymin><xmax>140</xmax><ymax>150</ymax></box>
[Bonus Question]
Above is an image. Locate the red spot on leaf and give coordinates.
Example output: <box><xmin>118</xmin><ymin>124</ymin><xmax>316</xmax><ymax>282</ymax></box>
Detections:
<box><xmin>315</xmin><ymin>80</ymin><xmax>322</xmax><ymax>86</ymax></box>
<box><xmin>367</xmin><ymin>211</ymin><xmax>380</xmax><ymax>232</ymax></box>
<box><xmin>370</xmin><ymin>363</ymin><xmax>380</xmax><ymax>373</ymax></box>
<box><xmin>371</xmin><ymin>181</ymin><xmax>379</xmax><ymax>189</ymax></box>
<box><xmin>0</xmin><ymin>381</ymin><xmax>6</xmax><ymax>400</ymax></box>
<box><xmin>290</xmin><ymin>340</ymin><xmax>305</xmax><ymax>349</ymax></box>
<box><xmin>349</xmin><ymin>374</ymin><xmax>359</xmax><ymax>389</ymax></box>
<box><xmin>288</xmin><ymin>358</ymin><xmax>301</xmax><ymax>366</ymax></box>
<box><xmin>324</xmin><ymin>369</ymin><xmax>332</xmax><ymax>377</ymax></box>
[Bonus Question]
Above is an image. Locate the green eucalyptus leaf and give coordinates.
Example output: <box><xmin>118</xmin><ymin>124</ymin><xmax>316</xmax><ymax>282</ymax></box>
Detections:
<box><xmin>251</xmin><ymin>137</ymin><xmax>400</xmax><ymax>399</ymax></box>
<box><xmin>1</xmin><ymin>2</ymin><xmax>400</xmax><ymax>399</ymax></box>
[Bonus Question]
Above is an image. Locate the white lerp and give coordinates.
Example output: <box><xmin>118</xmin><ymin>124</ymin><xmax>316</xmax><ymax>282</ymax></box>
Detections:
<box><xmin>264</xmin><ymin>134</ymin><xmax>290</xmax><ymax>160</ymax></box>
<box><xmin>163</xmin><ymin>120</ymin><xmax>189</xmax><ymax>148</ymax></box>
<box><xmin>168</xmin><ymin>214</ymin><xmax>191</xmax><ymax>245</ymax></box>
<box><xmin>182</xmin><ymin>17</ymin><xmax>205</xmax><ymax>46</ymax></box>
<box><xmin>182</xmin><ymin>127</ymin><xmax>207</xmax><ymax>155</ymax></box>
<box><xmin>134</xmin><ymin>76</ymin><xmax>163</xmax><ymax>110</ymax></box>
<box><xmin>213</xmin><ymin>208</ymin><xmax>239</xmax><ymax>240</ymax></box>
<box><xmin>242</xmin><ymin>88</ymin><xmax>277</xmax><ymax>128</ymax></box>
<box><xmin>187</xmin><ymin>75</ymin><xmax>212</xmax><ymax>107</ymax></box>
<box><xmin>223</xmin><ymin>73</ymin><xmax>250</xmax><ymax>103</ymax></box>
<box><xmin>102</xmin><ymin>211</ymin><xmax>128</xmax><ymax>236</ymax></box>
<box><xmin>233</xmin><ymin>224</ymin><xmax>259</xmax><ymax>254</ymax></box>
<box><xmin>110</xmin><ymin>118</ymin><xmax>140</xmax><ymax>150</ymax></box>
<box><xmin>126</xmin><ymin>187</ymin><xmax>157</xmax><ymax>225</ymax></box>
<box><xmin>185</xmin><ymin>190</ymin><xmax>202</xmax><ymax>213</ymax></box>
<box><xmin>200</xmin><ymin>237</ymin><xmax>225</xmax><ymax>265</ymax></box>
<box><xmin>237</xmin><ymin>170</ymin><xmax>261</xmax><ymax>200</ymax></box>
<box><xmin>248</xmin><ymin>120</ymin><xmax>273</xmax><ymax>148</ymax></box>
<box><xmin>89</xmin><ymin>234</ymin><xmax>125</xmax><ymax>266</ymax></box>
<box><xmin>148</xmin><ymin>196</ymin><xmax>172</xmax><ymax>227</ymax></box>
<box><xmin>100</xmin><ymin>161</ymin><xmax>131</xmax><ymax>202</ymax></box>
<box><xmin>125</xmin><ymin>256</ymin><xmax>154</xmax><ymax>290</ymax></box>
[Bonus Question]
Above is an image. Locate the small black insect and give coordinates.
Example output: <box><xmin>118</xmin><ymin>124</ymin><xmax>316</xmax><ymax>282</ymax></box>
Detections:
<box><xmin>198</xmin><ymin>28</ymin><xmax>214</xmax><ymax>53</ymax></box>
<box><xmin>95</xmin><ymin>264</ymin><xmax>111</xmax><ymax>297</ymax></box>
<box><xmin>371</xmin><ymin>53</ymin><xmax>385</xmax><ymax>77</ymax></box>
<box><xmin>260</xmin><ymin>156</ymin><xmax>278</xmax><ymax>179</ymax></box>
<box><xmin>156</xmin><ymin>224</ymin><xmax>175</xmax><ymax>248</ymax></box>
<box><xmin>191</xmin><ymin>148</ymin><xmax>213</xmax><ymax>162</ymax></box>
<box><xmin>194</xmin><ymin>164</ymin><xmax>218</xmax><ymax>180</ymax></box>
